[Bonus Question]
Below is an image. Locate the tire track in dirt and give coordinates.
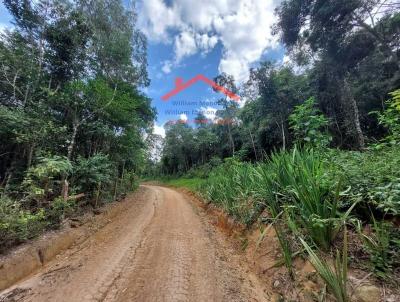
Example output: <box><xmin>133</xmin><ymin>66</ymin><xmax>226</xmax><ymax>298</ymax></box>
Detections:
<box><xmin>0</xmin><ymin>185</ymin><xmax>268</xmax><ymax>302</ymax></box>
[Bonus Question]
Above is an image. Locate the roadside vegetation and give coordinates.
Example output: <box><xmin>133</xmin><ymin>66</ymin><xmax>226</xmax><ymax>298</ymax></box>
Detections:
<box><xmin>147</xmin><ymin>1</ymin><xmax>400</xmax><ymax>300</ymax></box>
<box><xmin>0</xmin><ymin>0</ymin><xmax>154</xmax><ymax>253</ymax></box>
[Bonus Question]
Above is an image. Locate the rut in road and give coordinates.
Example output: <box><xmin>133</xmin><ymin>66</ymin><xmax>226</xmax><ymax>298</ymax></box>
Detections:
<box><xmin>0</xmin><ymin>185</ymin><xmax>268</xmax><ymax>302</ymax></box>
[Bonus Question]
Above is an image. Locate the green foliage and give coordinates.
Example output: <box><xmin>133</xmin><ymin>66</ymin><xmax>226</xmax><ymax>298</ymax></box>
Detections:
<box><xmin>300</xmin><ymin>227</ymin><xmax>349</xmax><ymax>302</ymax></box>
<box><xmin>0</xmin><ymin>196</ymin><xmax>47</xmax><ymax>252</ymax></box>
<box><xmin>375</xmin><ymin>89</ymin><xmax>400</xmax><ymax>146</ymax></box>
<box><xmin>257</xmin><ymin>148</ymin><xmax>353</xmax><ymax>250</ymax></box>
<box><xmin>46</xmin><ymin>197</ymin><xmax>76</xmax><ymax>227</ymax></box>
<box><xmin>327</xmin><ymin>148</ymin><xmax>400</xmax><ymax>216</ymax></box>
<box><xmin>356</xmin><ymin>218</ymin><xmax>400</xmax><ymax>280</ymax></box>
<box><xmin>73</xmin><ymin>154</ymin><xmax>114</xmax><ymax>197</ymax></box>
<box><xmin>199</xmin><ymin>159</ymin><xmax>260</xmax><ymax>224</ymax></box>
<box><xmin>118</xmin><ymin>171</ymin><xmax>139</xmax><ymax>194</ymax></box>
<box><xmin>199</xmin><ymin>148</ymin><xmax>358</xmax><ymax>247</ymax></box>
<box><xmin>0</xmin><ymin>0</ymin><xmax>152</xmax><ymax>252</ymax></box>
<box><xmin>160</xmin><ymin>177</ymin><xmax>205</xmax><ymax>191</ymax></box>
<box><xmin>23</xmin><ymin>156</ymin><xmax>72</xmax><ymax>201</ymax></box>
<box><xmin>289</xmin><ymin>97</ymin><xmax>331</xmax><ymax>148</ymax></box>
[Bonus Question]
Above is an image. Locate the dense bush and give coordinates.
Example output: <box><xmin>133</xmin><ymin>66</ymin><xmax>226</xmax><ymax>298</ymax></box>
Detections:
<box><xmin>327</xmin><ymin>148</ymin><xmax>400</xmax><ymax>216</ymax></box>
<box><xmin>289</xmin><ymin>97</ymin><xmax>332</xmax><ymax>148</ymax></box>
<box><xmin>0</xmin><ymin>0</ymin><xmax>153</xmax><ymax>253</ymax></box>
<box><xmin>0</xmin><ymin>196</ymin><xmax>47</xmax><ymax>252</ymax></box>
<box><xmin>46</xmin><ymin>197</ymin><xmax>77</xmax><ymax>227</ymax></box>
<box><xmin>22</xmin><ymin>155</ymin><xmax>72</xmax><ymax>204</ymax></box>
<box><xmin>72</xmin><ymin>154</ymin><xmax>114</xmax><ymax>203</ymax></box>
<box><xmin>374</xmin><ymin>89</ymin><xmax>400</xmax><ymax>147</ymax></box>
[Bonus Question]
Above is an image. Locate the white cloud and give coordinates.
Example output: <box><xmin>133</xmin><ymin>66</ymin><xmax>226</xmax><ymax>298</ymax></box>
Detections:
<box><xmin>139</xmin><ymin>0</ymin><xmax>281</xmax><ymax>82</ymax></box>
<box><xmin>174</xmin><ymin>31</ymin><xmax>198</xmax><ymax>62</ymax></box>
<box><xmin>200</xmin><ymin>106</ymin><xmax>217</xmax><ymax>120</ymax></box>
<box><xmin>179</xmin><ymin>113</ymin><xmax>188</xmax><ymax>121</ymax></box>
<box><xmin>138</xmin><ymin>0</ymin><xmax>182</xmax><ymax>41</ymax></box>
<box><xmin>153</xmin><ymin>123</ymin><xmax>166</xmax><ymax>138</ymax></box>
<box><xmin>161</xmin><ymin>60</ymin><xmax>173</xmax><ymax>74</ymax></box>
<box><xmin>195</xmin><ymin>33</ymin><xmax>218</xmax><ymax>55</ymax></box>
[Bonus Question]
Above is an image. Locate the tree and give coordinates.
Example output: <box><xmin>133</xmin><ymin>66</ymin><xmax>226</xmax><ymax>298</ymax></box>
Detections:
<box><xmin>275</xmin><ymin>0</ymin><xmax>400</xmax><ymax>149</ymax></box>
<box><xmin>0</xmin><ymin>0</ymin><xmax>154</xmax><ymax>203</ymax></box>
<box><xmin>243</xmin><ymin>63</ymin><xmax>309</xmax><ymax>152</ymax></box>
<box><xmin>77</xmin><ymin>0</ymin><xmax>149</xmax><ymax>86</ymax></box>
<box><xmin>289</xmin><ymin>97</ymin><xmax>332</xmax><ymax>148</ymax></box>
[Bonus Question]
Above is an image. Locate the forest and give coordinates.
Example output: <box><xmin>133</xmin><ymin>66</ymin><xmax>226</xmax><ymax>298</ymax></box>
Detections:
<box><xmin>0</xmin><ymin>0</ymin><xmax>155</xmax><ymax>251</ymax></box>
<box><xmin>0</xmin><ymin>0</ymin><xmax>399</xmax><ymax>301</ymax></box>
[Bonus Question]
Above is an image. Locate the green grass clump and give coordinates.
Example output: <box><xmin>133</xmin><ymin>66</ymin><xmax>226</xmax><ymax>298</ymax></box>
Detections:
<box><xmin>162</xmin><ymin>177</ymin><xmax>205</xmax><ymax>191</ymax></box>
<box><xmin>199</xmin><ymin>158</ymin><xmax>260</xmax><ymax>224</ymax></box>
<box><xmin>301</xmin><ymin>226</ymin><xmax>349</xmax><ymax>302</ymax></box>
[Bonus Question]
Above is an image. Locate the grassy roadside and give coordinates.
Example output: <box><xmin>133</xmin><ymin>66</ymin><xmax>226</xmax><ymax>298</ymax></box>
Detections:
<box><xmin>148</xmin><ymin>177</ymin><xmax>205</xmax><ymax>192</ymax></box>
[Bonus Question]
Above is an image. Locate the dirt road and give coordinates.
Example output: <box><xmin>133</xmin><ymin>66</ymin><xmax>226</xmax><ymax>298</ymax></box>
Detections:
<box><xmin>0</xmin><ymin>185</ymin><xmax>268</xmax><ymax>302</ymax></box>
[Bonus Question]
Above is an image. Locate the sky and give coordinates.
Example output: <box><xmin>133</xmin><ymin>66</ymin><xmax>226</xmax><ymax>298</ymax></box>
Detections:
<box><xmin>137</xmin><ymin>0</ymin><xmax>286</xmax><ymax>137</ymax></box>
<box><xmin>0</xmin><ymin>0</ymin><xmax>286</xmax><ymax>137</ymax></box>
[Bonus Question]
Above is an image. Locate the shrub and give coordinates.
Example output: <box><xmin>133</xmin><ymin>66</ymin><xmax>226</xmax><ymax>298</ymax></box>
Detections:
<box><xmin>289</xmin><ymin>97</ymin><xmax>332</xmax><ymax>148</ymax></box>
<box><xmin>118</xmin><ymin>171</ymin><xmax>139</xmax><ymax>195</ymax></box>
<box><xmin>374</xmin><ymin>89</ymin><xmax>400</xmax><ymax>146</ymax></box>
<box><xmin>46</xmin><ymin>197</ymin><xmax>76</xmax><ymax>226</ymax></box>
<box><xmin>22</xmin><ymin>155</ymin><xmax>72</xmax><ymax>203</ymax></box>
<box><xmin>72</xmin><ymin>153</ymin><xmax>114</xmax><ymax>202</ymax></box>
<box><xmin>0</xmin><ymin>196</ymin><xmax>47</xmax><ymax>252</ymax></box>
<box><xmin>327</xmin><ymin>148</ymin><xmax>400</xmax><ymax>216</ymax></box>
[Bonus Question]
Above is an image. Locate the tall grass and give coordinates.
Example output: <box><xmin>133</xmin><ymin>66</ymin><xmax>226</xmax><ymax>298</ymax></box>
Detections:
<box><xmin>200</xmin><ymin>149</ymin><xmax>351</xmax><ymax>249</ymax></box>
<box><xmin>199</xmin><ymin>148</ymin><xmax>358</xmax><ymax>289</ymax></box>
<box><xmin>258</xmin><ymin>148</ymin><xmax>351</xmax><ymax>250</ymax></box>
<box><xmin>199</xmin><ymin>159</ymin><xmax>261</xmax><ymax>224</ymax></box>
<box><xmin>300</xmin><ymin>226</ymin><xmax>349</xmax><ymax>302</ymax></box>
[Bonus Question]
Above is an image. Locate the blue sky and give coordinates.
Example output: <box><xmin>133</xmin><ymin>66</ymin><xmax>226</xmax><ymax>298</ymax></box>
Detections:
<box><xmin>0</xmin><ymin>0</ymin><xmax>286</xmax><ymax>136</ymax></box>
<box><xmin>147</xmin><ymin>40</ymin><xmax>285</xmax><ymax>130</ymax></box>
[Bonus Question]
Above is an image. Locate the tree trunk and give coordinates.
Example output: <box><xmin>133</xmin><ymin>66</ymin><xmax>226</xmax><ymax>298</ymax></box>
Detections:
<box><xmin>67</xmin><ymin>121</ymin><xmax>79</xmax><ymax>161</ymax></box>
<box><xmin>27</xmin><ymin>144</ymin><xmax>34</xmax><ymax>168</ymax></box>
<box><xmin>62</xmin><ymin>119</ymin><xmax>79</xmax><ymax>200</ymax></box>
<box><xmin>340</xmin><ymin>76</ymin><xmax>365</xmax><ymax>150</ymax></box>
<box><xmin>227</xmin><ymin>122</ymin><xmax>235</xmax><ymax>156</ymax></box>
<box><xmin>280</xmin><ymin>117</ymin><xmax>286</xmax><ymax>151</ymax></box>
<box><xmin>248</xmin><ymin>128</ymin><xmax>258</xmax><ymax>161</ymax></box>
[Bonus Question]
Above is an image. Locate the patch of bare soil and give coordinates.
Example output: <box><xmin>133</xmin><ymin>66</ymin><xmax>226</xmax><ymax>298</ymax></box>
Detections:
<box><xmin>0</xmin><ymin>186</ymin><xmax>271</xmax><ymax>302</ymax></box>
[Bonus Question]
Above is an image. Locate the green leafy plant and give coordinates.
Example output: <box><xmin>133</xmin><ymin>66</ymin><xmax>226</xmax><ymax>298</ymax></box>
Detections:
<box><xmin>0</xmin><ymin>196</ymin><xmax>47</xmax><ymax>252</ymax></box>
<box><xmin>374</xmin><ymin>89</ymin><xmax>400</xmax><ymax>146</ymax></box>
<box><xmin>46</xmin><ymin>197</ymin><xmax>76</xmax><ymax>226</ymax></box>
<box><xmin>289</xmin><ymin>97</ymin><xmax>332</xmax><ymax>148</ymax></box>
<box><xmin>256</xmin><ymin>148</ymin><xmax>353</xmax><ymax>250</ymax></box>
<box><xmin>199</xmin><ymin>159</ymin><xmax>260</xmax><ymax>224</ymax></box>
<box><xmin>73</xmin><ymin>153</ymin><xmax>114</xmax><ymax>204</ymax></box>
<box><xmin>327</xmin><ymin>148</ymin><xmax>400</xmax><ymax>216</ymax></box>
<box><xmin>23</xmin><ymin>155</ymin><xmax>72</xmax><ymax>202</ymax></box>
<box><xmin>300</xmin><ymin>226</ymin><xmax>349</xmax><ymax>302</ymax></box>
<box><xmin>356</xmin><ymin>217</ymin><xmax>400</xmax><ymax>280</ymax></box>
